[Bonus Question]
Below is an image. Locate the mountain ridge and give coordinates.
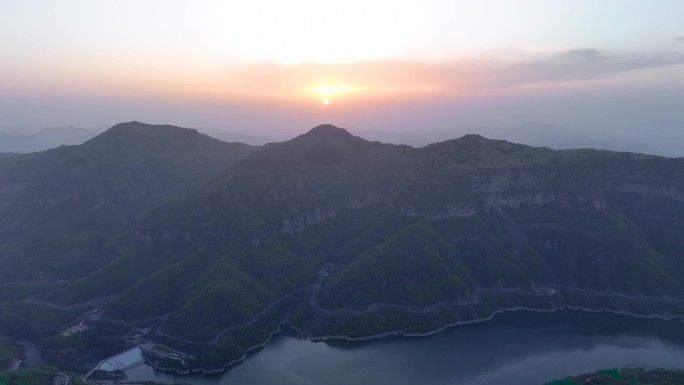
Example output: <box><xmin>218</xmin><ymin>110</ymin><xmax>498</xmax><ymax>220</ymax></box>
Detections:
<box><xmin>2</xmin><ymin>122</ymin><xmax>684</xmax><ymax>373</ymax></box>
<box><xmin>0</xmin><ymin>126</ymin><xmax>98</xmax><ymax>153</ymax></box>
<box><xmin>0</xmin><ymin>122</ymin><xmax>256</xmax><ymax>281</ymax></box>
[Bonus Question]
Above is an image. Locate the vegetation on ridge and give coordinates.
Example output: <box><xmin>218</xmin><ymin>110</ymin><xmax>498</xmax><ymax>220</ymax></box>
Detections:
<box><xmin>3</xmin><ymin>123</ymin><xmax>684</xmax><ymax>372</ymax></box>
<box><xmin>545</xmin><ymin>368</ymin><xmax>684</xmax><ymax>385</ymax></box>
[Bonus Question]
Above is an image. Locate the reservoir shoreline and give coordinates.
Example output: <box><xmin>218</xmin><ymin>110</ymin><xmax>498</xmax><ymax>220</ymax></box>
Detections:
<box><xmin>148</xmin><ymin>290</ymin><xmax>684</xmax><ymax>375</ymax></box>
<box><xmin>126</xmin><ymin>307</ymin><xmax>684</xmax><ymax>385</ymax></box>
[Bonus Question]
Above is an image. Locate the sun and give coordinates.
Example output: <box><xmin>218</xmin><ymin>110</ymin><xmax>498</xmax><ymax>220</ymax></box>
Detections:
<box><xmin>306</xmin><ymin>85</ymin><xmax>364</xmax><ymax>105</ymax></box>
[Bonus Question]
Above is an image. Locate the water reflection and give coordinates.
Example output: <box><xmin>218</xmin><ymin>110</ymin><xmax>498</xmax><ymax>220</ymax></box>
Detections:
<box><xmin>126</xmin><ymin>310</ymin><xmax>684</xmax><ymax>385</ymax></box>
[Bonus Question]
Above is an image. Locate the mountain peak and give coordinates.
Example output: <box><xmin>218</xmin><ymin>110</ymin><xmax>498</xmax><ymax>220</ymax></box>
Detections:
<box><xmin>287</xmin><ymin>124</ymin><xmax>362</xmax><ymax>147</ymax></box>
<box><xmin>452</xmin><ymin>134</ymin><xmax>491</xmax><ymax>144</ymax></box>
<box><xmin>106</xmin><ymin>121</ymin><xmax>198</xmax><ymax>135</ymax></box>
<box><xmin>420</xmin><ymin>134</ymin><xmax>501</xmax><ymax>151</ymax></box>
<box><xmin>420</xmin><ymin>133</ymin><xmax>556</xmax><ymax>165</ymax></box>
<box><xmin>247</xmin><ymin>124</ymin><xmax>376</xmax><ymax>167</ymax></box>
<box><xmin>450</xmin><ymin>133</ymin><xmax>508</xmax><ymax>147</ymax></box>
<box><xmin>460</xmin><ymin>133</ymin><xmax>486</xmax><ymax>140</ymax></box>
<box><xmin>302</xmin><ymin>124</ymin><xmax>353</xmax><ymax>139</ymax></box>
<box><xmin>77</xmin><ymin>122</ymin><xmax>251</xmax><ymax>158</ymax></box>
<box><xmin>85</xmin><ymin>122</ymin><xmax>200</xmax><ymax>147</ymax></box>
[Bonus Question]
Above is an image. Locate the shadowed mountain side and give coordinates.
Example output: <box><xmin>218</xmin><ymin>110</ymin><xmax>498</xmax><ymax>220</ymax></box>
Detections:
<box><xmin>0</xmin><ymin>122</ymin><xmax>256</xmax><ymax>281</ymax></box>
<box><xmin>2</xmin><ymin>123</ymin><xmax>683</xmax><ymax>372</ymax></box>
<box><xmin>41</xmin><ymin>125</ymin><xmax>684</xmax><ymax>352</ymax></box>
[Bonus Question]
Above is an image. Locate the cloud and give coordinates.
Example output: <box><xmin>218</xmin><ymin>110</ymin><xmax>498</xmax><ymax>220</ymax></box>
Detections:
<box><xmin>225</xmin><ymin>48</ymin><xmax>684</xmax><ymax>94</ymax></box>
<box><xmin>676</xmin><ymin>35</ymin><xmax>684</xmax><ymax>43</ymax></box>
<box><xmin>485</xmin><ymin>49</ymin><xmax>684</xmax><ymax>88</ymax></box>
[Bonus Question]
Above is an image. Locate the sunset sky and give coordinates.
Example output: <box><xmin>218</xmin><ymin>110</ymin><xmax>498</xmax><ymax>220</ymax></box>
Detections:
<box><xmin>1</xmin><ymin>0</ymin><xmax>683</xmax><ymax>140</ymax></box>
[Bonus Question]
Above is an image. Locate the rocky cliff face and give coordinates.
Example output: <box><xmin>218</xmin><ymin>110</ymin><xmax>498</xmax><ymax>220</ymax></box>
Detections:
<box><xmin>45</xmin><ymin>126</ymin><xmax>682</xmax><ymax>334</ymax></box>
<box><xmin>6</xmin><ymin>124</ymin><xmax>684</xmax><ymax>372</ymax></box>
<box><xmin>399</xmin><ymin>152</ymin><xmax>684</xmax><ymax>218</ymax></box>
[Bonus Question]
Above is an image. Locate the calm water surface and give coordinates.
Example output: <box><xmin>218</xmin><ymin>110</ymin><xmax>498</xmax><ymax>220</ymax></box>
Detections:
<box><xmin>126</xmin><ymin>310</ymin><xmax>684</xmax><ymax>385</ymax></box>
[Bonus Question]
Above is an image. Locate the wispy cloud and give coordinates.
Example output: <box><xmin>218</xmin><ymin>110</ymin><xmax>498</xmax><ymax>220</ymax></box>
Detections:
<box><xmin>225</xmin><ymin>48</ymin><xmax>684</xmax><ymax>94</ymax></box>
<box><xmin>484</xmin><ymin>49</ymin><xmax>684</xmax><ymax>87</ymax></box>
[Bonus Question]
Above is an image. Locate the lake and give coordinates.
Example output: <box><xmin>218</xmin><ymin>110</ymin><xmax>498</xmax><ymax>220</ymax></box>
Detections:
<box><xmin>125</xmin><ymin>310</ymin><xmax>684</xmax><ymax>385</ymax></box>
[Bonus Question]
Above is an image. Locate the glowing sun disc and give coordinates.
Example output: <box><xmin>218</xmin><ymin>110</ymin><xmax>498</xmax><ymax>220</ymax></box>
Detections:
<box><xmin>322</xmin><ymin>98</ymin><xmax>329</xmax><ymax>105</ymax></box>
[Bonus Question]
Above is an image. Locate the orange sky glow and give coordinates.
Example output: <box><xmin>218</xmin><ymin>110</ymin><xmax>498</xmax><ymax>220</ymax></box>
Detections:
<box><xmin>1</xmin><ymin>1</ymin><xmax>683</xmax><ymax>136</ymax></box>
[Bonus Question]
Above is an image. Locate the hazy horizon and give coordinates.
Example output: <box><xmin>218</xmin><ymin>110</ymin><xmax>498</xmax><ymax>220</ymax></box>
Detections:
<box><xmin>1</xmin><ymin>1</ymin><xmax>683</xmax><ymax>150</ymax></box>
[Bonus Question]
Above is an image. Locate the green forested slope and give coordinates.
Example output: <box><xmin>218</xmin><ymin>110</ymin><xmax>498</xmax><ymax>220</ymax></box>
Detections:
<box><xmin>3</xmin><ymin>124</ymin><xmax>684</xmax><ymax>371</ymax></box>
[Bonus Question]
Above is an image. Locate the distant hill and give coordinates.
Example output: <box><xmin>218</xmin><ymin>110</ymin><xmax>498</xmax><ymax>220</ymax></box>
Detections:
<box><xmin>0</xmin><ymin>126</ymin><xmax>99</xmax><ymax>153</ymax></box>
<box><xmin>3</xmin><ymin>123</ymin><xmax>684</xmax><ymax>373</ymax></box>
<box><xmin>0</xmin><ymin>125</ymin><xmax>279</xmax><ymax>152</ymax></box>
<box><xmin>361</xmin><ymin>122</ymin><xmax>681</xmax><ymax>157</ymax></box>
